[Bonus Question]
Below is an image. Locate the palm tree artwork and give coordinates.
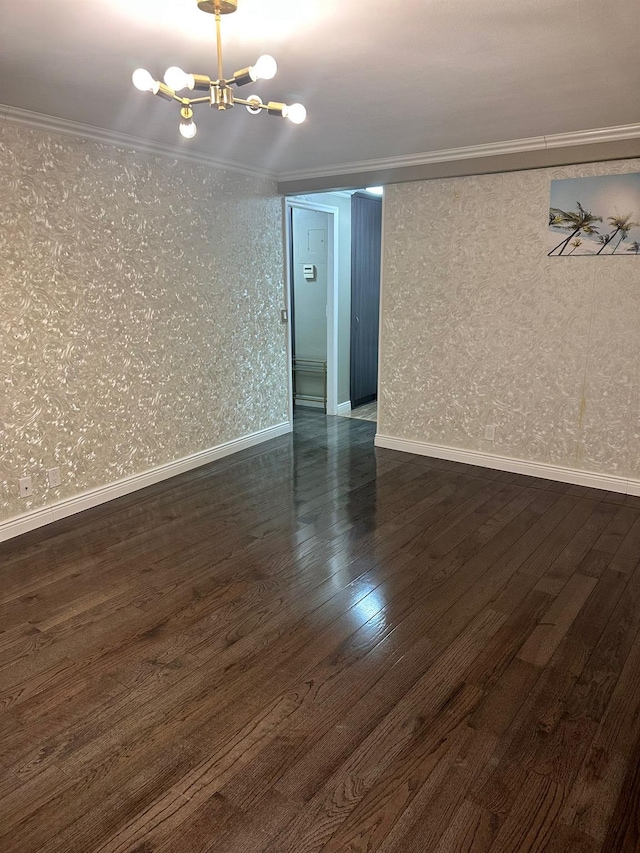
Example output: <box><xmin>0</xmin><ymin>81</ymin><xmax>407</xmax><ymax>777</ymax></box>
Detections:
<box><xmin>547</xmin><ymin>202</ymin><xmax>602</xmax><ymax>256</ymax></box>
<box><xmin>611</xmin><ymin>224</ymin><xmax>632</xmax><ymax>254</ymax></box>
<box><xmin>548</xmin><ymin>173</ymin><xmax>640</xmax><ymax>256</ymax></box>
<box><xmin>597</xmin><ymin>213</ymin><xmax>640</xmax><ymax>254</ymax></box>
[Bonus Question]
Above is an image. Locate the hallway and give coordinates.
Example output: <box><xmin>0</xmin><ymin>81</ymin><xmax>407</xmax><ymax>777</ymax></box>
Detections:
<box><xmin>336</xmin><ymin>400</ymin><xmax>377</xmax><ymax>422</ymax></box>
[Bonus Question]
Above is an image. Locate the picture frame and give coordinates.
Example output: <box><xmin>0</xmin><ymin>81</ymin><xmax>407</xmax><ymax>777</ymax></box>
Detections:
<box><xmin>548</xmin><ymin>173</ymin><xmax>640</xmax><ymax>256</ymax></box>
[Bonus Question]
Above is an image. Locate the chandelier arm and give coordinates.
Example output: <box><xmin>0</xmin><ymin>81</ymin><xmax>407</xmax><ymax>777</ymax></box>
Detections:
<box><xmin>233</xmin><ymin>97</ymin><xmax>266</xmax><ymax>109</ymax></box>
<box><xmin>185</xmin><ymin>96</ymin><xmax>212</xmax><ymax>104</ymax></box>
<box><xmin>157</xmin><ymin>85</ymin><xmax>186</xmax><ymax>103</ymax></box>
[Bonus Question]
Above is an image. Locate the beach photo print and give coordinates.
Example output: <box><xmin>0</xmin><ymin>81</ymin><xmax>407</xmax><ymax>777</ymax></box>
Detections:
<box><xmin>548</xmin><ymin>173</ymin><xmax>640</xmax><ymax>257</ymax></box>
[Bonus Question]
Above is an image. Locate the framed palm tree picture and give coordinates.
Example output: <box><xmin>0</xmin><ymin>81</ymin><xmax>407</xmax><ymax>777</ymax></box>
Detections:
<box><xmin>548</xmin><ymin>173</ymin><xmax>640</xmax><ymax>256</ymax></box>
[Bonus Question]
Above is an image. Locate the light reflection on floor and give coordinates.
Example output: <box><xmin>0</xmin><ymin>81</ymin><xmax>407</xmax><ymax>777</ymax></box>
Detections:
<box><xmin>353</xmin><ymin>586</ymin><xmax>386</xmax><ymax>624</ymax></box>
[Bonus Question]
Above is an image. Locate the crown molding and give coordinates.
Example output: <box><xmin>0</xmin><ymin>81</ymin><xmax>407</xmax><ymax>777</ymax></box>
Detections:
<box><xmin>3</xmin><ymin>104</ymin><xmax>639</xmax><ymax>189</ymax></box>
<box><xmin>0</xmin><ymin>103</ymin><xmax>276</xmax><ymax>181</ymax></box>
<box><xmin>276</xmin><ymin>122</ymin><xmax>640</xmax><ymax>184</ymax></box>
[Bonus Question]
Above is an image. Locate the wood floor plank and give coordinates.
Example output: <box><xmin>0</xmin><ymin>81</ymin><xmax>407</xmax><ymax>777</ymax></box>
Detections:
<box><xmin>532</xmin><ymin>501</ymin><xmax>619</xmax><ymax>595</ymax></box>
<box><xmin>267</xmin><ymin>683</ymin><xmax>485</xmax><ymax>853</ymax></box>
<box><xmin>600</xmin><ymin>725</ymin><xmax>640</xmax><ymax>853</ymax></box>
<box><xmin>373</xmin><ymin>728</ymin><xmax>497</xmax><ymax>853</ymax></box>
<box><xmin>471</xmin><ymin>635</ymin><xmax>591</xmax><ymax>811</ymax></box>
<box><xmin>560</xmin><ymin>745</ymin><xmax>627</xmax><ymax>843</ymax></box>
<box><xmin>432</xmin><ymin>799</ymin><xmax>500</xmax><ymax>853</ymax></box>
<box><xmin>606</xmin><ymin>513</ymin><xmax>640</xmax><ymax>575</ymax></box>
<box><xmin>223</xmin><ymin>631</ymin><xmax>442</xmax><ymax>808</ymax></box>
<box><xmin>486</xmin><ymin>770</ymin><xmax>565</xmax><ymax>853</ymax></box>
<box><xmin>591</xmin><ymin>624</ymin><xmax>640</xmax><ymax>757</ymax></box>
<box><xmin>268</xmin><ymin>608</ymin><xmax>505</xmax><ymax>832</ymax></box>
<box><xmin>592</xmin><ymin>505</ymin><xmax>640</xmax><ymax>555</ymax></box>
<box><xmin>566</xmin><ymin>557</ymin><xmax>640</xmax><ymax>724</ymax></box>
<box><xmin>518</xmin><ymin>573</ymin><xmax>597</xmax><ymax>668</ymax></box>
<box><xmin>545</xmin><ymin>824</ymin><xmax>600</xmax><ymax>853</ymax></box>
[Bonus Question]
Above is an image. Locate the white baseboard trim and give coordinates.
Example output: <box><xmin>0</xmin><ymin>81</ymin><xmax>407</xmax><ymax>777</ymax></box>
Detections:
<box><xmin>336</xmin><ymin>401</ymin><xmax>352</xmax><ymax>416</ymax></box>
<box><xmin>0</xmin><ymin>422</ymin><xmax>292</xmax><ymax>544</ymax></box>
<box><xmin>375</xmin><ymin>433</ymin><xmax>639</xmax><ymax>496</ymax></box>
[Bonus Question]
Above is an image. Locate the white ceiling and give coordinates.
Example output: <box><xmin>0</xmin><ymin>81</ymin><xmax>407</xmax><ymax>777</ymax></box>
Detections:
<box><xmin>1</xmin><ymin>0</ymin><xmax>639</xmax><ymax>178</ymax></box>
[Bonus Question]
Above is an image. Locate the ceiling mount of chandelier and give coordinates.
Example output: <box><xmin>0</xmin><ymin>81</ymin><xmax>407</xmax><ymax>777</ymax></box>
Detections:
<box><xmin>132</xmin><ymin>0</ymin><xmax>306</xmax><ymax>140</ymax></box>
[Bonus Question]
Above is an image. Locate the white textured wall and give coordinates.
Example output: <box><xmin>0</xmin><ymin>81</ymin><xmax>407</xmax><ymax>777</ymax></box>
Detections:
<box><xmin>380</xmin><ymin>159</ymin><xmax>640</xmax><ymax>481</ymax></box>
<box><xmin>0</xmin><ymin>123</ymin><xmax>287</xmax><ymax>523</ymax></box>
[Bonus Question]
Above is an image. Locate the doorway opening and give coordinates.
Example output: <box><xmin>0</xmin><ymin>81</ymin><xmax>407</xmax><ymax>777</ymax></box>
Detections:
<box><xmin>284</xmin><ymin>188</ymin><xmax>383</xmax><ymax>426</ymax></box>
<box><xmin>286</xmin><ymin>199</ymin><xmax>338</xmax><ymax>417</ymax></box>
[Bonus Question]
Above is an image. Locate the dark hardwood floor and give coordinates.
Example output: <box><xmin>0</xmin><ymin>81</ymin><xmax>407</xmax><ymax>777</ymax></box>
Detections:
<box><xmin>2</xmin><ymin>410</ymin><xmax>640</xmax><ymax>852</ymax></box>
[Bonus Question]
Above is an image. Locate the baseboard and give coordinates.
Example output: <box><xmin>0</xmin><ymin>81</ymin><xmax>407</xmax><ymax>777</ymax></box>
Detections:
<box><xmin>336</xmin><ymin>401</ymin><xmax>352</xmax><ymax>416</ymax></box>
<box><xmin>375</xmin><ymin>433</ymin><xmax>639</xmax><ymax>496</ymax></box>
<box><xmin>0</xmin><ymin>422</ymin><xmax>292</xmax><ymax>544</ymax></box>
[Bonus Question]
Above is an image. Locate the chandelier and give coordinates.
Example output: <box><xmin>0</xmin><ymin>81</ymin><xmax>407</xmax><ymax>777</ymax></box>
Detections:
<box><xmin>132</xmin><ymin>0</ymin><xmax>307</xmax><ymax>140</ymax></box>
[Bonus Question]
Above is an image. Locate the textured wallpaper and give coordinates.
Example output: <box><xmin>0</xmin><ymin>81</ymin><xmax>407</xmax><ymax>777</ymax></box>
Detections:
<box><xmin>380</xmin><ymin>158</ymin><xmax>640</xmax><ymax>480</ymax></box>
<box><xmin>0</xmin><ymin>123</ymin><xmax>287</xmax><ymax>523</ymax></box>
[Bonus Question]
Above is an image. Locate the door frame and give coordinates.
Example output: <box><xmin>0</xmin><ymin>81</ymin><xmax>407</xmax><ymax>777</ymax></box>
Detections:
<box><xmin>284</xmin><ymin>197</ymin><xmax>340</xmax><ymax>418</ymax></box>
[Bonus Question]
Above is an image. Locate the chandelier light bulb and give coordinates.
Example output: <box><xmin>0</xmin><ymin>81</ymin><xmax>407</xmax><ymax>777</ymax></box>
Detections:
<box><xmin>283</xmin><ymin>103</ymin><xmax>306</xmax><ymax>124</ymax></box>
<box><xmin>132</xmin><ymin>68</ymin><xmax>159</xmax><ymax>93</ymax></box>
<box><xmin>179</xmin><ymin>119</ymin><xmax>197</xmax><ymax>139</ymax></box>
<box><xmin>250</xmin><ymin>54</ymin><xmax>278</xmax><ymax>81</ymax></box>
<box><xmin>246</xmin><ymin>95</ymin><xmax>263</xmax><ymax>115</ymax></box>
<box><xmin>179</xmin><ymin>105</ymin><xmax>197</xmax><ymax>139</ymax></box>
<box><xmin>164</xmin><ymin>66</ymin><xmax>193</xmax><ymax>92</ymax></box>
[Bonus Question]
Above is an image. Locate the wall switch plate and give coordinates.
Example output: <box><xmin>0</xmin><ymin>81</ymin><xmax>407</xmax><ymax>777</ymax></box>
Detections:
<box><xmin>484</xmin><ymin>425</ymin><xmax>496</xmax><ymax>441</ymax></box>
<box><xmin>47</xmin><ymin>467</ymin><xmax>61</xmax><ymax>488</ymax></box>
<box><xmin>19</xmin><ymin>476</ymin><xmax>33</xmax><ymax>498</ymax></box>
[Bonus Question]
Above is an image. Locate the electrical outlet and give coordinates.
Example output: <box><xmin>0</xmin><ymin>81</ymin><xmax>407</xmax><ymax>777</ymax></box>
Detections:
<box><xmin>47</xmin><ymin>467</ymin><xmax>61</xmax><ymax>488</ymax></box>
<box><xmin>484</xmin><ymin>425</ymin><xmax>496</xmax><ymax>442</ymax></box>
<box><xmin>19</xmin><ymin>476</ymin><xmax>33</xmax><ymax>498</ymax></box>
